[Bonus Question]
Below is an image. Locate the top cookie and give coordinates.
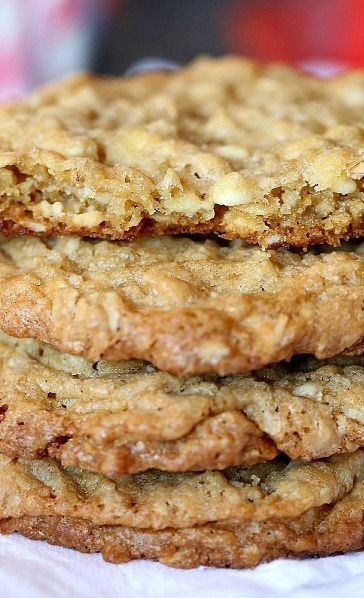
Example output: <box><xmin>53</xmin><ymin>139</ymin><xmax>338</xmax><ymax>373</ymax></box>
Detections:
<box><xmin>0</xmin><ymin>56</ymin><xmax>364</xmax><ymax>247</ymax></box>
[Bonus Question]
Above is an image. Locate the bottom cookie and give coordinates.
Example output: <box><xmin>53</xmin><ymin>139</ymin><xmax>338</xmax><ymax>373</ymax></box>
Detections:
<box><xmin>0</xmin><ymin>451</ymin><xmax>363</xmax><ymax>568</ymax></box>
<box><xmin>0</xmin><ymin>482</ymin><xmax>364</xmax><ymax>568</ymax></box>
<box><xmin>2</xmin><ymin>477</ymin><xmax>364</xmax><ymax>569</ymax></box>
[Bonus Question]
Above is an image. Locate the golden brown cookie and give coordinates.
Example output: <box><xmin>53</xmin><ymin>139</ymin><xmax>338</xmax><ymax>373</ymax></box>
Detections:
<box><xmin>1</xmin><ymin>334</ymin><xmax>364</xmax><ymax>475</ymax></box>
<box><xmin>0</xmin><ymin>452</ymin><xmax>364</xmax><ymax>567</ymax></box>
<box><xmin>0</xmin><ymin>56</ymin><xmax>364</xmax><ymax>247</ymax></box>
<box><xmin>0</xmin><ymin>235</ymin><xmax>362</xmax><ymax>374</ymax></box>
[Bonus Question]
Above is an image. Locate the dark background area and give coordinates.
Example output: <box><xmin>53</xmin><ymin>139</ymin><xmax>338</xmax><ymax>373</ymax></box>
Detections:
<box><xmin>95</xmin><ymin>0</ymin><xmax>226</xmax><ymax>74</ymax></box>
<box><xmin>95</xmin><ymin>0</ymin><xmax>364</xmax><ymax>74</ymax></box>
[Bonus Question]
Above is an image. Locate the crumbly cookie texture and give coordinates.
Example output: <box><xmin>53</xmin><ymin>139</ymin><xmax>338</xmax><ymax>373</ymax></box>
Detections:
<box><xmin>1</xmin><ymin>334</ymin><xmax>364</xmax><ymax>475</ymax></box>
<box><xmin>0</xmin><ymin>56</ymin><xmax>364</xmax><ymax>247</ymax></box>
<box><xmin>1</xmin><ymin>452</ymin><xmax>364</xmax><ymax>567</ymax></box>
<box><xmin>0</xmin><ymin>235</ymin><xmax>363</xmax><ymax>373</ymax></box>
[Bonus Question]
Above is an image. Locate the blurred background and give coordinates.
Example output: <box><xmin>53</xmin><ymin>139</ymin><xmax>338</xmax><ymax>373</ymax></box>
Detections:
<box><xmin>1</xmin><ymin>0</ymin><xmax>364</xmax><ymax>98</ymax></box>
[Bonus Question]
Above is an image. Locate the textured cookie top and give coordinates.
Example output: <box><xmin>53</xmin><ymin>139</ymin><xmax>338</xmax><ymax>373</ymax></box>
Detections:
<box><xmin>1</xmin><ymin>334</ymin><xmax>364</xmax><ymax>477</ymax></box>
<box><xmin>0</xmin><ymin>235</ymin><xmax>363</xmax><ymax>373</ymax></box>
<box><xmin>1</xmin><ymin>450</ymin><xmax>363</xmax><ymax>529</ymax></box>
<box><xmin>0</xmin><ymin>56</ymin><xmax>364</xmax><ymax>246</ymax></box>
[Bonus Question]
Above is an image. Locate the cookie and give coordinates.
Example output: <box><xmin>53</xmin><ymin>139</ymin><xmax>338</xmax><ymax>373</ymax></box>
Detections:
<box><xmin>0</xmin><ymin>452</ymin><xmax>364</xmax><ymax>567</ymax></box>
<box><xmin>0</xmin><ymin>56</ymin><xmax>363</xmax><ymax>247</ymax></box>
<box><xmin>1</xmin><ymin>334</ymin><xmax>364</xmax><ymax>475</ymax></box>
<box><xmin>0</xmin><ymin>235</ymin><xmax>362</xmax><ymax>373</ymax></box>
<box><xmin>1</xmin><ymin>451</ymin><xmax>363</xmax><ymax>528</ymax></box>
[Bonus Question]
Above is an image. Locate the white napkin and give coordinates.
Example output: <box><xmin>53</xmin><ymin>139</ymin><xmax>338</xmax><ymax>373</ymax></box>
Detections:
<box><xmin>1</xmin><ymin>533</ymin><xmax>364</xmax><ymax>598</ymax></box>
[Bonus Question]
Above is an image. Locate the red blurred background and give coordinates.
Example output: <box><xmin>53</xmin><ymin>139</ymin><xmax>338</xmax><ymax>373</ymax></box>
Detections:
<box><xmin>223</xmin><ymin>0</ymin><xmax>364</xmax><ymax>66</ymax></box>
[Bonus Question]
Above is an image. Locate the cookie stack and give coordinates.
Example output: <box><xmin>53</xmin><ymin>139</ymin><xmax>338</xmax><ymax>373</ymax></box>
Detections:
<box><xmin>0</xmin><ymin>56</ymin><xmax>363</xmax><ymax>568</ymax></box>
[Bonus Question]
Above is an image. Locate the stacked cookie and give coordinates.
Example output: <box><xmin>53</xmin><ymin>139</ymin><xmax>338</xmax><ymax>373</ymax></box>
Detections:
<box><xmin>0</xmin><ymin>56</ymin><xmax>363</xmax><ymax>568</ymax></box>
